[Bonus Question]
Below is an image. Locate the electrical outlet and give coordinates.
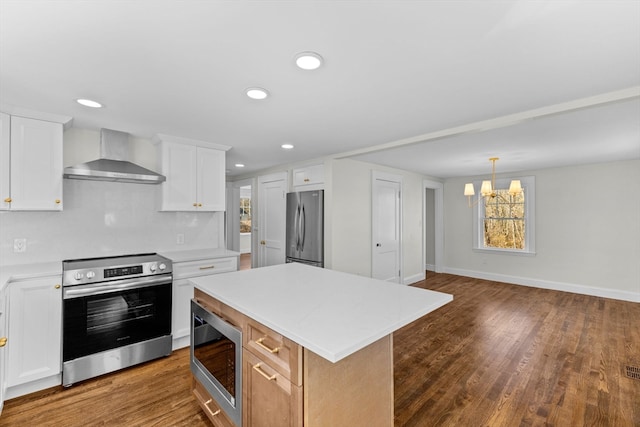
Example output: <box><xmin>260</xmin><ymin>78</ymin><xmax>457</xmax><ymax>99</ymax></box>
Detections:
<box><xmin>176</xmin><ymin>234</ymin><xmax>185</xmax><ymax>244</ymax></box>
<box><xmin>14</xmin><ymin>238</ymin><xmax>27</xmax><ymax>253</ymax></box>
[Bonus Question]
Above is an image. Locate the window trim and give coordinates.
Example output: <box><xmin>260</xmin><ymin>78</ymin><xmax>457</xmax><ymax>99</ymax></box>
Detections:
<box><xmin>472</xmin><ymin>175</ymin><xmax>536</xmax><ymax>256</ymax></box>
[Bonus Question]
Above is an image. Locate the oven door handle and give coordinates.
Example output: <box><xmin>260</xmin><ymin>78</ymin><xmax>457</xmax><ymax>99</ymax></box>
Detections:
<box><xmin>63</xmin><ymin>275</ymin><xmax>173</xmax><ymax>299</ymax></box>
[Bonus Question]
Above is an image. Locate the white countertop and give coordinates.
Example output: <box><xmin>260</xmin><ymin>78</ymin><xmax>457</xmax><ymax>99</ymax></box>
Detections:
<box><xmin>159</xmin><ymin>248</ymin><xmax>240</xmax><ymax>263</ymax></box>
<box><xmin>192</xmin><ymin>263</ymin><xmax>453</xmax><ymax>363</ymax></box>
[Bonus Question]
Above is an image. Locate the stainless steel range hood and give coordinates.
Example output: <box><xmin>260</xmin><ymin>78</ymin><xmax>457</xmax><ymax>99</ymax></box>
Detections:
<box><xmin>64</xmin><ymin>129</ymin><xmax>166</xmax><ymax>184</ymax></box>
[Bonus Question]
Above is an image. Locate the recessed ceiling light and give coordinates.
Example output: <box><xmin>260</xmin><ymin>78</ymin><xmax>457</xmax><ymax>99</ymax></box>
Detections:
<box><xmin>295</xmin><ymin>52</ymin><xmax>323</xmax><ymax>70</ymax></box>
<box><xmin>281</xmin><ymin>144</ymin><xmax>294</xmax><ymax>150</ymax></box>
<box><xmin>76</xmin><ymin>98</ymin><xmax>102</xmax><ymax>108</ymax></box>
<box><xmin>235</xmin><ymin>163</ymin><xmax>245</xmax><ymax>168</ymax></box>
<box><xmin>245</xmin><ymin>88</ymin><xmax>269</xmax><ymax>100</ymax></box>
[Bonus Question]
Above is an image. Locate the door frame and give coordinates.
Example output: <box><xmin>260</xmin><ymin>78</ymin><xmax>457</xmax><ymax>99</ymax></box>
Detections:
<box><xmin>371</xmin><ymin>171</ymin><xmax>403</xmax><ymax>283</ymax></box>
<box><xmin>423</xmin><ymin>179</ymin><xmax>444</xmax><ymax>273</ymax></box>
<box><xmin>225</xmin><ymin>178</ymin><xmax>254</xmax><ymax>253</ymax></box>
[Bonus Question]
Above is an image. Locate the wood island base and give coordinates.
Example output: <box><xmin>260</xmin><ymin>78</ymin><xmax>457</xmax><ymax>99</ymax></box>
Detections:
<box><xmin>192</xmin><ymin>288</ymin><xmax>394</xmax><ymax>427</ymax></box>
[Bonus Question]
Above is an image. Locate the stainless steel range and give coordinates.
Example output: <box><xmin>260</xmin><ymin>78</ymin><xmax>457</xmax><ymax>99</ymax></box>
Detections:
<box><xmin>62</xmin><ymin>253</ymin><xmax>173</xmax><ymax>386</ymax></box>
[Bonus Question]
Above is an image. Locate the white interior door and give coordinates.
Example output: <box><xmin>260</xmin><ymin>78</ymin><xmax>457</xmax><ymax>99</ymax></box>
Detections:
<box><xmin>372</xmin><ymin>172</ymin><xmax>402</xmax><ymax>283</ymax></box>
<box><xmin>257</xmin><ymin>172</ymin><xmax>287</xmax><ymax>268</ymax></box>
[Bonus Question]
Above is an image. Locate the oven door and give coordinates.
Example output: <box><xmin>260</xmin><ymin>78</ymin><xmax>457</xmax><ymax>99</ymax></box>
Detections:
<box><xmin>191</xmin><ymin>299</ymin><xmax>242</xmax><ymax>426</ymax></box>
<box><xmin>63</xmin><ymin>275</ymin><xmax>172</xmax><ymax>362</ymax></box>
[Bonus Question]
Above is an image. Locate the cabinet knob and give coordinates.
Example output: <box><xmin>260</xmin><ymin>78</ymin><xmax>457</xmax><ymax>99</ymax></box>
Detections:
<box><xmin>4</xmin><ymin>197</ymin><xmax>11</xmax><ymax>203</ymax></box>
<box><xmin>193</xmin><ymin>203</ymin><xmax>198</xmax><ymax>207</ymax></box>
<box><xmin>55</xmin><ymin>284</ymin><xmax>61</xmax><ymax>289</ymax></box>
<box><xmin>55</xmin><ymin>199</ymin><xmax>61</xmax><ymax>204</ymax></box>
<box><xmin>198</xmin><ymin>203</ymin><xmax>202</xmax><ymax>207</ymax></box>
<box><xmin>260</xmin><ymin>240</ymin><xmax>266</xmax><ymax>245</ymax></box>
<box><xmin>304</xmin><ymin>178</ymin><xmax>310</xmax><ymax>182</ymax></box>
<box><xmin>0</xmin><ymin>337</ymin><xmax>7</xmax><ymax>347</ymax></box>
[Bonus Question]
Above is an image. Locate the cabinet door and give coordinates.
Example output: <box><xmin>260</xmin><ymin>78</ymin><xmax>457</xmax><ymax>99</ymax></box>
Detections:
<box><xmin>172</xmin><ymin>277</ymin><xmax>193</xmax><ymax>341</ymax></box>
<box><xmin>0</xmin><ymin>290</ymin><xmax>6</xmax><ymax>411</ymax></box>
<box><xmin>9</xmin><ymin>116</ymin><xmax>63</xmax><ymax>211</ymax></box>
<box><xmin>6</xmin><ymin>277</ymin><xmax>62</xmax><ymax>387</ymax></box>
<box><xmin>197</xmin><ymin>147</ymin><xmax>225</xmax><ymax>211</ymax></box>
<box><xmin>0</xmin><ymin>112</ymin><xmax>9</xmax><ymax>211</ymax></box>
<box><xmin>243</xmin><ymin>349</ymin><xmax>302</xmax><ymax>427</ymax></box>
<box><xmin>160</xmin><ymin>142</ymin><xmax>198</xmax><ymax>211</ymax></box>
<box><xmin>292</xmin><ymin>164</ymin><xmax>324</xmax><ymax>188</ymax></box>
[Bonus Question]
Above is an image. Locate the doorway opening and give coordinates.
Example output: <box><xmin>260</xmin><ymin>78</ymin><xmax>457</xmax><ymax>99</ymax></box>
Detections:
<box><xmin>239</xmin><ymin>185</ymin><xmax>252</xmax><ymax>270</ymax></box>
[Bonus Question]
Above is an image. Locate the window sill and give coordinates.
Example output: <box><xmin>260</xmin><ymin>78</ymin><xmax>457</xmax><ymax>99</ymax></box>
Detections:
<box><xmin>472</xmin><ymin>247</ymin><xmax>536</xmax><ymax>257</ymax></box>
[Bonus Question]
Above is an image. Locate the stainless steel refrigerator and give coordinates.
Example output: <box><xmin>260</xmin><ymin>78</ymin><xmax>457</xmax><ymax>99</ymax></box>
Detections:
<box><xmin>286</xmin><ymin>190</ymin><xmax>324</xmax><ymax>267</ymax></box>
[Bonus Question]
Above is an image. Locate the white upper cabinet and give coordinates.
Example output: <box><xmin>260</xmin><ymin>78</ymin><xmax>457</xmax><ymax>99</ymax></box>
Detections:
<box><xmin>292</xmin><ymin>163</ymin><xmax>324</xmax><ymax>190</ymax></box>
<box><xmin>154</xmin><ymin>134</ymin><xmax>230</xmax><ymax>212</ymax></box>
<box><xmin>0</xmin><ymin>112</ymin><xmax>10</xmax><ymax>210</ymax></box>
<box><xmin>1</xmin><ymin>110</ymin><xmax>70</xmax><ymax>211</ymax></box>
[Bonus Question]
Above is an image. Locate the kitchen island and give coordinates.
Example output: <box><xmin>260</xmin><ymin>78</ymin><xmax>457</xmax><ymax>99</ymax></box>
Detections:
<box><xmin>190</xmin><ymin>262</ymin><xmax>452</xmax><ymax>426</ymax></box>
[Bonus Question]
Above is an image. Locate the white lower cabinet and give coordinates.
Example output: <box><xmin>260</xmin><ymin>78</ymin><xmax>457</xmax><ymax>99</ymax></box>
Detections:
<box><xmin>0</xmin><ymin>289</ymin><xmax>6</xmax><ymax>413</ymax></box>
<box><xmin>5</xmin><ymin>276</ymin><xmax>62</xmax><ymax>398</ymax></box>
<box><xmin>172</xmin><ymin>257</ymin><xmax>238</xmax><ymax>349</ymax></box>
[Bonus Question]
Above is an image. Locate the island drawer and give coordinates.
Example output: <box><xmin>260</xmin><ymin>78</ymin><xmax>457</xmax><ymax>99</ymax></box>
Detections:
<box><xmin>174</xmin><ymin>257</ymin><xmax>238</xmax><ymax>280</ymax></box>
<box><xmin>242</xmin><ymin>349</ymin><xmax>303</xmax><ymax>427</ymax></box>
<box><xmin>193</xmin><ymin>378</ymin><xmax>237</xmax><ymax>427</ymax></box>
<box><xmin>244</xmin><ymin>319</ymin><xmax>302</xmax><ymax>386</ymax></box>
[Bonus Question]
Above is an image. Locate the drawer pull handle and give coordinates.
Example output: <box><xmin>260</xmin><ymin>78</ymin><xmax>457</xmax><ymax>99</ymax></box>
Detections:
<box><xmin>253</xmin><ymin>363</ymin><xmax>276</xmax><ymax>381</ymax></box>
<box><xmin>199</xmin><ymin>265</ymin><xmax>215</xmax><ymax>270</ymax></box>
<box><xmin>256</xmin><ymin>337</ymin><xmax>280</xmax><ymax>354</ymax></box>
<box><xmin>203</xmin><ymin>399</ymin><xmax>221</xmax><ymax>416</ymax></box>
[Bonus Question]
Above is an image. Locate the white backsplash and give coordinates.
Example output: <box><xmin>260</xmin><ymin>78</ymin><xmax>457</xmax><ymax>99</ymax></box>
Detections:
<box><xmin>0</xmin><ymin>179</ymin><xmax>223</xmax><ymax>265</ymax></box>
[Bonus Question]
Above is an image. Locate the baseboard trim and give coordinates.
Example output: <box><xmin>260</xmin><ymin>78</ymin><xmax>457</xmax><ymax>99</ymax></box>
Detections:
<box><xmin>404</xmin><ymin>272</ymin><xmax>424</xmax><ymax>286</ymax></box>
<box><xmin>443</xmin><ymin>267</ymin><xmax>640</xmax><ymax>303</ymax></box>
<box><xmin>6</xmin><ymin>374</ymin><xmax>61</xmax><ymax>400</ymax></box>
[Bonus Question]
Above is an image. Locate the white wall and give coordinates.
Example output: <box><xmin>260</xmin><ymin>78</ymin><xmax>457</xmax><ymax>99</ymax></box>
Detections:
<box><xmin>443</xmin><ymin>159</ymin><xmax>640</xmax><ymax>302</ymax></box>
<box><xmin>329</xmin><ymin>158</ymin><xmax>426</xmax><ymax>283</ymax></box>
<box><xmin>0</xmin><ymin>128</ymin><xmax>224</xmax><ymax>265</ymax></box>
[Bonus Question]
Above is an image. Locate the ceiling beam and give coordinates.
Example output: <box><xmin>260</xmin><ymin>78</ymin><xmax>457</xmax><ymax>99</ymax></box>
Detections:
<box><xmin>333</xmin><ymin>86</ymin><xmax>640</xmax><ymax>160</ymax></box>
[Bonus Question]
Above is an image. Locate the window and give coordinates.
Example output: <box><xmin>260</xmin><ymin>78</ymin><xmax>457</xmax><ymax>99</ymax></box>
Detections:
<box><xmin>472</xmin><ymin>176</ymin><xmax>535</xmax><ymax>254</ymax></box>
<box><xmin>240</xmin><ymin>197</ymin><xmax>251</xmax><ymax>233</ymax></box>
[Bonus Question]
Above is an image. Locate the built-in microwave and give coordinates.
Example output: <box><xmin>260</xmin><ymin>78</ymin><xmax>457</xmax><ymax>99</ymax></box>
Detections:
<box><xmin>190</xmin><ymin>299</ymin><xmax>242</xmax><ymax>426</ymax></box>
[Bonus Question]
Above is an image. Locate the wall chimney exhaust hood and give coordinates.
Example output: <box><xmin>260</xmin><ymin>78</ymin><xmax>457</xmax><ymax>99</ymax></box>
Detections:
<box><xmin>64</xmin><ymin>129</ymin><xmax>166</xmax><ymax>184</ymax></box>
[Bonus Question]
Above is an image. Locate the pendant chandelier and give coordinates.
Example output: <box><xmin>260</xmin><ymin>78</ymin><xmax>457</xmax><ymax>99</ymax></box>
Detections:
<box><xmin>464</xmin><ymin>157</ymin><xmax>522</xmax><ymax>207</ymax></box>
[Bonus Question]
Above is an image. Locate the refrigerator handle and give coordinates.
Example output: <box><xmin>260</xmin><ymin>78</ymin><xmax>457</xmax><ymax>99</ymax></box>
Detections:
<box><xmin>300</xmin><ymin>204</ymin><xmax>306</xmax><ymax>251</ymax></box>
<box><xmin>294</xmin><ymin>203</ymin><xmax>300</xmax><ymax>250</ymax></box>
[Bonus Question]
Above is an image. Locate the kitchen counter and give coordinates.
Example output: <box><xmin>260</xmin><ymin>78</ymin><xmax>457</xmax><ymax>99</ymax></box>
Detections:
<box><xmin>0</xmin><ymin>262</ymin><xmax>62</xmax><ymax>291</ymax></box>
<box><xmin>159</xmin><ymin>248</ymin><xmax>240</xmax><ymax>263</ymax></box>
<box><xmin>192</xmin><ymin>262</ymin><xmax>452</xmax><ymax>363</ymax></box>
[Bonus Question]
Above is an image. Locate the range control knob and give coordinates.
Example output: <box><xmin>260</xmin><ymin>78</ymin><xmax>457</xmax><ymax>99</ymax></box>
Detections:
<box><xmin>158</xmin><ymin>263</ymin><xmax>167</xmax><ymax>271</ymax></box>
<box><xmin>149</xmin><ymin>263</ymin><xmax>157</xmax><ymax>272</ymax></box>
<box><xmin>74</xmin><ymin>272</ymin><xmax>84</xmax><ymax>280</ymax></box>
<box><xmin>86</xmin><ymin>271</ymin><xmax>96</xmax><ymax>279</ymax></box>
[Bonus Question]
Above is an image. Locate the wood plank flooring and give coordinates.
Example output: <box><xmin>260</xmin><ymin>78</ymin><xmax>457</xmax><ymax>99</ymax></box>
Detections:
<box><xmin>2</xmin><ymin>273</ymin><xmax>638</xmax><ymax>426</ymax></box>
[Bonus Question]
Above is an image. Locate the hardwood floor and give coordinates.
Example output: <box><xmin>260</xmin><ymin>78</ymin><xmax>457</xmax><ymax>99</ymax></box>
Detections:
<box><xmin>394</xmin><ymin>273</ymin><xmax>640</xmax><ymax>427</ymax></box>
<box><xmin>239</xmin><ymin>253</ymin><xmax>251</xmax><ymax>270</ymax></box>
<box><xmin>2</xmin><ymin>273</ymin><xmax>638</xmax><ymax>426</ymax></box>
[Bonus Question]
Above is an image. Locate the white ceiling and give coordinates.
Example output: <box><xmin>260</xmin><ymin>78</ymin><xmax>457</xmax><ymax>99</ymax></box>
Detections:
<box><xmin>1</xmin><ymin>0</ymin><xmax>639</xmax><ymax>179</ymax></box>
